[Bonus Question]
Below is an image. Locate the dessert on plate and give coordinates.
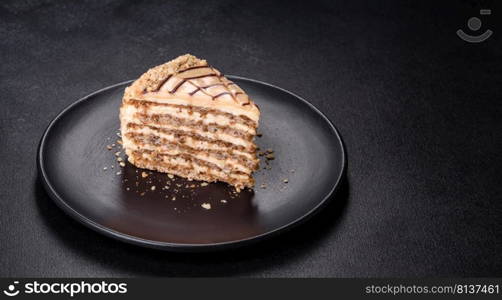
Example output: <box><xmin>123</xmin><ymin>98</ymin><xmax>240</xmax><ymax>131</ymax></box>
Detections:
<box><xmin>120</xmin><ymin>54</ymin><xmax>260</xmax><ymax>190</ymax></box>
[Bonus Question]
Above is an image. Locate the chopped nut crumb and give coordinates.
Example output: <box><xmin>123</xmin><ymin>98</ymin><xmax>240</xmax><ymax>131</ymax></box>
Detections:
<box><xmin>103</xmin><ymin>167</ymin><xmax>108</xmax><ymax>171</ymax></box>
<box><xmin>283</xmin><ymin>179</ymin><xmax>289</xmax><ymax>183</ymax></box>
<box><xmin>168</xmin><ymin>174</ymin><xmax>174</xmax><ymax>179</ymax></box>
<box><xmin>126</xmin><ymin>187</ymin><xmax>130</xmax><ymax>191</ymax></box>
<box><xmin>201</xmin><ymin>203</ymin><xmax>211</xmax><ymax>210</ymax></box>
<box><xmin>172</xmin><ymin>196</ymin><xmax>176</xmax><ymax>201</ymax></box>
<box><xmin>114</xmin><ymin>151</ymin><xmax>120</xmax><ymax>156</ymax></box>
<box><xmin>220</xmin><ymin>199</ymin><xmax>227</xmax><ymax>203</ymax></box>
<box><xmin>265</xmin><ymin>153</ymin><xmax>275</xmax><ymax>160</ymax></box>
<box><xmin>140</xmin><ymin>192</ymin><xmax>145</xmax><ymax>196</ymax></box>
<box><xmin>260</xmin><ymin>183</ymin><xmax>267</xmax><ymax>189</ymax></box>
<box><xmin>106</xmin><ymin>145</ymin><xmax>112</xmax><ymax>150</ymax></box>
<box><xmin>116</xmin><ymin>171</ymin><xmax>121</xmax><ymax>175</ymax></box>
<box><xmin>151</xmin><ymin>186</ymin><xmax>156</xmax><ymax>191</ymax></box>
<box><xmin>141</xmin><ymin>171</ymin><xmax>148</xmax><ymax>178</ymax></box>
<box><xmin>119</xmin><ymin>162</ymin><xmax>125</xmax><ymax>167</ymax></box>
<box><xmin>200</xmin><ymin>182</ymin><xmax>208</xmax><ymax>187</ymax></box>
<box><xmin>117</xmin><ymin>139</ymin><xmax>122</xmax><ymax>145</ymax></box>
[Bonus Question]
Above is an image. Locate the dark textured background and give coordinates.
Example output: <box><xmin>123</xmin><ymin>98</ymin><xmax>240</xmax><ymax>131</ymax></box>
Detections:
<box><xmin>1</xmin><ymin>0</ymin><xmax>501</xmax><ymax>277</ymax></box>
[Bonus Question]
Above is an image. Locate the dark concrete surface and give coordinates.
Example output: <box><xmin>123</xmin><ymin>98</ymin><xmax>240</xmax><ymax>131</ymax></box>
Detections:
<box><xmin>0</xmin><ymin>0</ymin><xmax>501</xmax><ymax>277</ymax></box>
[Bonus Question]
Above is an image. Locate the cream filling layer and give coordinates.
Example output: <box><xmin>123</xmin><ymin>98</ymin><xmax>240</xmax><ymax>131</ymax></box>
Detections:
<box><xmin>140</xmin><ymin>95</ymin><xmax>259</xmax><ymax>123</ymax></box>
<box><xmin>121</xmin><ymin>104</ymin><xmax>255</xmax><ymax>134</ymax></box>
<box><xmin>126</xmin><ymin>142</ymin><xmax>253</xmax><ymax>174</ymax></box>
<box><xmin>121</xmin><ymin>126</ymin><xmax>255</xmax><ymax>160</ymax></box>
<box><xmin>127</xmin><ymin>149</ymin><xmax>250</xmax><ymax>181</ymax></box>
<box><xmin>122</xmin><ymin>119</ymin><xmax>254</xmax><ymax>151</ymax></box>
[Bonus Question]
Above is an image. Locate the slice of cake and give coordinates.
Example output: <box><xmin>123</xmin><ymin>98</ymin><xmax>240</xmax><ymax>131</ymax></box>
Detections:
<box><xmin>120</xmin><ymin>54</ymin><xmax>260</xmax><ymax>190</ymax></box>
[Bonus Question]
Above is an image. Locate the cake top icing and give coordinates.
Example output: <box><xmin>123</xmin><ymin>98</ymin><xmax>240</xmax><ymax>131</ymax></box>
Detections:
<box><xmin>124</xmin><ymin>54</ymin><xmax>259</xmax><ymax>117</ymax></box>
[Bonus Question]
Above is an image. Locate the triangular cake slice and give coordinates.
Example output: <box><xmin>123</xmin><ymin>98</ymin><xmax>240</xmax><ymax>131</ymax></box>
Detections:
<box><xmin>120</xmin><ymin>54</ymin><xmax>260</xmax><ymax>190</ymax></box>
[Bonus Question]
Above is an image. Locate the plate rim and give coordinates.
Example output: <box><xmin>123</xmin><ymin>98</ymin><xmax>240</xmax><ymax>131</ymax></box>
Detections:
<box><xmin>37</xmin><ymin>76</ymin><xmax>346</xmax><ymax>252</ymax></box>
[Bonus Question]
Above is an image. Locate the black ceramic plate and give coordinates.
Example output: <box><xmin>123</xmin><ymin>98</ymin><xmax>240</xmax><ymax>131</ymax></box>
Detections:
<box><xmin>38</xmin><ymin>76</ymin><xmax>345</xmax><ymax>251</ymax></box>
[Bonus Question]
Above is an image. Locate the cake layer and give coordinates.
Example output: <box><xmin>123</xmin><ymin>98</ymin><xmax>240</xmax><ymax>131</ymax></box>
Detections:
<box><xmin>133</xmin><ymin>112</ymin><xmax>254</xmax><ymax>140</ymax></box>
<box><xmin>123</xmin><ymin>116</ymin><xmax>253</xmax><ymax>150</ymax></box>
<box><xmin>125</xmin><ymin>133</ymin><xmax>257</xmax><ymax>174</ymax></box>
<box><xmin>127</xmin><ymin>149</ymin><xmax>254</xmax><ymax>189</ymax></box>
<box><xmin>124</xmin><ymin>123</ymin><xmax>257</xmax><ymax>153</ymax></box>
<box><xmin>137</xmin><ymin>94</ymin><xmax>259</xmax><ymax>123</ymax></box>
<box><xmin>124</xmin><ymin>132</ymin><xmax>259</xmax><ymax>171</ymax></box>
<box><xmin>124</xmin><ymin>99</ymin><xmax>257</xmax><ymax>130</ymax></box>
<box><xmin>125</xmin><ymin>121</ymin><xmax>252</xmax><ymax>149</ymax></box>
<box><xmin>122</xmin><ymin>128</ymin><xmax>255</xmax><ymax>160</ymax></box>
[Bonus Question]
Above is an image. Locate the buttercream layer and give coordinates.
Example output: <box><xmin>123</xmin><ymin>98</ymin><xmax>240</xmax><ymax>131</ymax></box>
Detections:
<box><xmin>123</xmin><ymin>99</ymin><xmax>257</xmax><ymax>129</ymax></box>
<box><xmin>123</xmin><ymin>123</ymin><xmax>256</xmax><ymax>153</ymax></box>
<box><xmin>121</xmin><ymin>104</ymin><xmax>255</xmax><ymax>146</ymax></box>
<box><xmin>124</xmin><ymin>132</ymin><xmax>258</xmax><ymax>169</ymax></box>
<box><xmin>124</xmin><ymin>133</ymin><xmax>257</xmax><ymax>174</ymax></box>
<box><xmin>122</xmin><ymin>127</ymin><xmax>255</xmax><ymax>160</ymax></box>
<box><xmin>127</xmin><ymin>149</ymin><xmax>254</xmax><ymax>188</ymax></box>
<box><xmin>133</xmin><ymin>112</ymin><xmax>254</xmax><ymax>140</ymax></box>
